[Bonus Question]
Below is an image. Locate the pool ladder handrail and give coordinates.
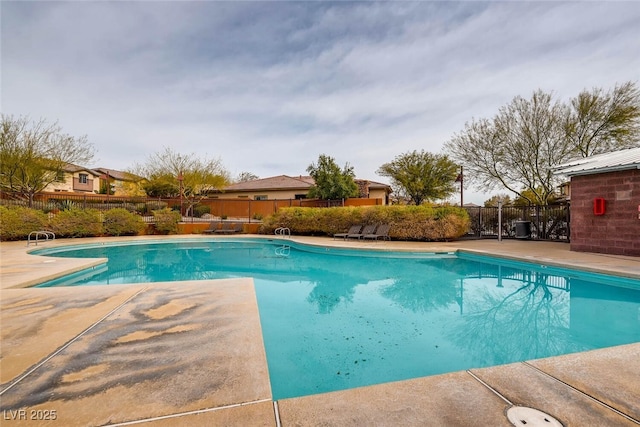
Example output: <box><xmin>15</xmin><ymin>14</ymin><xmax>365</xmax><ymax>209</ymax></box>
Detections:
<box><xmin>27</xmin><ymin>230</ymin><xmax>56</xmax><ymax>246</ymax></box>
<box><xmin>274</xmin><ymin>227</ymin><xmax>291</xmax><ymax>238</ymax></box>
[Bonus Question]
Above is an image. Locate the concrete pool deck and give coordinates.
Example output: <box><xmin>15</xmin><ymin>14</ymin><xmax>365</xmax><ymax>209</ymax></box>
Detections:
<box><xmin>0</xmin><ymin>235</ymin><xmax>639</xmax><ymax>426</ymax></box>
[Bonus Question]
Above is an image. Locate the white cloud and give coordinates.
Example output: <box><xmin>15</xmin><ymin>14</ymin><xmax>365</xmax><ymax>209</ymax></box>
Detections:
<box><xmin>2</xmin><ymin>1</ymin><xmax>639</xmax><ymax>204</ymax></box>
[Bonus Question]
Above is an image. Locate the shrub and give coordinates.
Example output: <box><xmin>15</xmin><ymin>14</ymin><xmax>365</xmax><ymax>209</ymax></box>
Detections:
<box><xmin>103</xmin><ymin>208</ymin><xmax>146</xmax><ymax>236</ymax></box>
<box><xmin>50</xmin><ymin>208</ymin><xmax>103</xmax><ymax>237</ymax></box>
<box><xmin>193</xmin><ymin>204</ymin><xmax>211</xmax><ymax>218</ymax></box>
<box><xmin>146</xmin><ymin>201</ymin><xmax>168</xmax><ymax>212</ymax></box>
<box><xmin>152</xmin><ymin>208</ymin><xmax>181</xmax><ymax>234</ymax></box>
<box><xmin>57</xmin><ymin>199</ymin><xmax>78</xmax><ymax>211</ymax></box>
<box><xmin>42</xmin><ymin>201</ymin><xmax>59</xmax><ymax>213</ymax></box>
<box><xmin>0</xmin><ymin>206</ymin><xmax>49</xmax><ymax>241</ymax></box>
<box><xmin>261</xmin><ymin>205</ymin><xmax>470</xmax><ymax>241</ymax></box>
<box><xmin>134</xmin><ymin>203</ymin><xmax>147</xmax><ymax>214</ymax></box>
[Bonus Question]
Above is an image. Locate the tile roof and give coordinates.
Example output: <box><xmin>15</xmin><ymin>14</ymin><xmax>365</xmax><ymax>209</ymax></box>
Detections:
<box><xmin>554</xmin><ymin>147</ymin><xmax>640</xmax><ymax>176</ymax></box>
<box><xmin>223</xmin><ymin>175</ymin><xmax>391</xmax><ymax>192</ymax></box>
<box><xmin>225</xmin><ymin>175</ymin><xmax>314</xmax><ymax>191</ymax></box>
<box><xmin>63</xmin><ymin>163</ymin><xmax>101</xmax><ymax>176</ymax></box>
<box><xmin>94</xmin><ymin>168</ymin><xmax>143</xmax><ymax>182</ymax></box>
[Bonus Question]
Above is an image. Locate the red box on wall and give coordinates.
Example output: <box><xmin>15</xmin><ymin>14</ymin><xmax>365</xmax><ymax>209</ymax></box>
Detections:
<box><xmin>593</xmin><ymin>198</ymin><xmax>606</xmax><ymax>215</ymax></box>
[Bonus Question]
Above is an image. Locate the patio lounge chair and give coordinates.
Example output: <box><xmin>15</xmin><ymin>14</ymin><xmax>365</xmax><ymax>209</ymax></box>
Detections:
<box><xmin>347</xmin><ymin>224</ymin><xmax>377</xmax><ymax>239</ymax></box>
<box><xmin>214</xmin><ymin>222</ymin><xmax>243</xmax><ymax>234</ymax></box>
<box><xmin>334</xmin><ymin>225</ymin><xmax>362</xmax><ymax>240</ymax></box>
<box><xmin>363</xmin><ymin>224</ymin><xmax>391</xmax><ymax>241</ymax></box>
<box><xmin>202</xmin><ymin>222</ymin><xmax>220</xmax><ymax>234</ymax></box>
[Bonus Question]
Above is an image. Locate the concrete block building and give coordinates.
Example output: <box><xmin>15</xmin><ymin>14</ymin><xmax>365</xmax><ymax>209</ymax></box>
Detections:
<box><xmin>556</xmin><ymin>147</ymin><xmax>640</xmax><ymax>257</ymax></box>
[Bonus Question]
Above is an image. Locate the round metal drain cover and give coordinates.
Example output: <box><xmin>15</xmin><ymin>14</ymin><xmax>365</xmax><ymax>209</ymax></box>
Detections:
<box><xmin>507</xmin><ymin>406</ymin><xmax>563</xmax><ymax>427</ymax></box>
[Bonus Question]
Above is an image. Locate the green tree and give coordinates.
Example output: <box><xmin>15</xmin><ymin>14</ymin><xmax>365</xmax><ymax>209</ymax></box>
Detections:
<box><xmin>445</xmin><ymin>82</ymin><xmax>640</xmax><ymax>205</ymax></box>
<box><xmin>132</xmin><ymin>147</ymin><xmax>230</xmax><ymax>215</ymax></box>
<box><xmin>483</xmin><ymin>194</ymin><xmax>513</xmax><ymax>207</ymax></box>
<box><xmin>306</xmin><ymin>154</ymin><xmax>358</xmax><ymax>200</ymax></box>
<box><xmin>140</xmin><ymin>174</ymin><xmax>178</xmax><ymax>198</ymax></box>
<box><xmin>377</xmin><ymin>150</ymin><xmax>458</xmax><ymax>205</ymax></box>
<box><xmin>0</xmin><ymin>115</ymin><xmax>94</xmax><ymax>205</ymax></box>
<box><xmin>512</xmin><ymin>188</ymin><xmax>561</xmax><ymax>206</ymax></box>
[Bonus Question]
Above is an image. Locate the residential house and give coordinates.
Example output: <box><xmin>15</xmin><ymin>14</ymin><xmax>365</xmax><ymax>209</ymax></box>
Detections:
<box><xmin>43</xmin><ymin>164</ymin><xmax>101</xmax><ymax>193</ymax></box>
<box><xmin>214</xmin><ymin>175</ymin><xmax>392</xmax><ymax>205</ymax></box>
<box><xmin>94</xmin><ymin>168</ymin><xmax>146</xmax><ymax>197</ymax></box>
<box><xmin>42</xmin><ymin>165</ymin><xmax>144</xmax><ymax>196</ymax></box>
<box><xmin>555</xmin><ymin>147</ymin><xmax>640</xmax><ymax>256</ymax></box>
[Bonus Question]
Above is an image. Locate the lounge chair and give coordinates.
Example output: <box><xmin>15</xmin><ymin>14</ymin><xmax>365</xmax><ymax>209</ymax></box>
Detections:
<box><xmin>347</xmin><ymin>224</ymin><xmax>377</xmax><ymax>239</ymax></box>
<box><xmin>202</xmin><ymin>222</ymin><xmax>220</xmax><ymax>234</ymax></box>
<box><xmin>363</xmin><ymin>224</ymin><xmax>391</xmax><ymax>241</ymax></box>
<box><xmin>334</xmin><ymin>225</ymin><xmax>362</xmax><ymax>240</ymax></box>
<box><xmin>214</xmin><ymin>222</ymin><xmax>243</xmax><ymax>234</ymax></box>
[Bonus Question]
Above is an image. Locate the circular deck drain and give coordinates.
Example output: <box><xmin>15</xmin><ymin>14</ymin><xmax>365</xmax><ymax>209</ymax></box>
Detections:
<box><xmin>507</xmin><ymin>406</ymin><xmax>563</xmax><ymax>427</ymax></box>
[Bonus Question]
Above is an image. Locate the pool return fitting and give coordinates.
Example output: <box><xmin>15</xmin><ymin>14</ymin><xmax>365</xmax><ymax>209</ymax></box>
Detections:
<box><xmin>506</xmin><ymin>406</ymin><xmax>563</xmax><ymax>427</ymax></box>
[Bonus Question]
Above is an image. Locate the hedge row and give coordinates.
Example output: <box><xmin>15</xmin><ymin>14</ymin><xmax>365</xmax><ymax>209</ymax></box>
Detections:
<box><xmin>260</xmin><ymin>206</ymin><xmax>470</xmax><ymax>241</ymax></box>
<box><xmin>0</xmin><ymin>206</ymin><xmax>180</xmax><ymax>241</ymax></box>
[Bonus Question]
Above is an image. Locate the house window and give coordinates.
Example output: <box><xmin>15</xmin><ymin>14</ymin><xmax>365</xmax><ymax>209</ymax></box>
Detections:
<box><xmin>55</xmin><ymin>171</ymin><xmax>65</xmax><ymax>182</ymax></box>
<box><xmin>255</xmin><ymin>195</ymin><xmax>268</xmax><ymax>200</ymax></box>
<box><xmin>294</xmin><ymin>194</ymin><xmax>307</xmax><ymax>200</ymax></box>
<box><xmin>79</xmin><ymin>174</ymin><xmax>88</xmax><ymax>184</ymax></box>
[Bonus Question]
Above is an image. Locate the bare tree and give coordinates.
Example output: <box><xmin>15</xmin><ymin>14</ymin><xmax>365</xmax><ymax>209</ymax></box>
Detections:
<box><xmin>235</xmin><ymin>171</ymin><xmax>259</xmax><ymax>183</ymax></box>
<box><xmin>445</xmin><ymin>83</ymin><xmax>640</xmax><ymax>205</ymax></box>
<box><xmin>132</xmin><ymin>147</ymin><xmax>230</xmax><ymax>216</ymax></box>
<box><xmin>0</xmin><ymin>115</ymin><xmax>94</xmax><ymax>205</ymax></box>
<box><xmin>567</xmin><ymin>81</ymin><xmax>640</xmax><ymax>157</ymax></box>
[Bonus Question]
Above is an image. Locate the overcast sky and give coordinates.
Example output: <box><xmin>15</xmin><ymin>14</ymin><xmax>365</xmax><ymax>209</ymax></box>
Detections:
<box><xmin>2</xmin><ymin>1</ymin><xmax>639</xmax><ymax>203</ymax></box>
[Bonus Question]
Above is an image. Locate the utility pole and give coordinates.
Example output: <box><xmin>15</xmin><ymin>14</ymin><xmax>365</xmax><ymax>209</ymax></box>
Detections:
<box><xmin>455</xmin><ymin>166</ymin><xmax>464</xmax><ymax>207</ymax></box>
<box><xmin>178</xmin><ymin>170</ymin><xmax>184</xmax><ymax>216</ymax></box>
<box><xmin>106</xmin><ymin>170</ymin><xmax>110</xmax><ymax>202</ymax></box>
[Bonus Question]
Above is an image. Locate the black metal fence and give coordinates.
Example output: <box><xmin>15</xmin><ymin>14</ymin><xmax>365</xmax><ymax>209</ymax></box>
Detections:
<box><xmin>0</xmin><ymin>192</ymin><xmax>379</xmax><ymax>224</ymax></box>
<box><xmin>462</xmin><ymin>204</ymin><xmax>570</xmax><ymax>241</ymax></box>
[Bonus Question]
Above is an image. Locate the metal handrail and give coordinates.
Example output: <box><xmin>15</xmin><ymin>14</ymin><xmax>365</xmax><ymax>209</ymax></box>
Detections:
<box><xmin>27</xmin><ymin>230</ymin><xmax>56</xmax><ymax>246</ymax></box>
<box><xmin>274</xmin><ymin>227</ymin><xmax>291</xmax><ymax>238</ymax></box>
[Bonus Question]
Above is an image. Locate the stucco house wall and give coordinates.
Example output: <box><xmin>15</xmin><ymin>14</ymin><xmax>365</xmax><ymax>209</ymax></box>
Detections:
<box><xmin>217</xmin><ymin>175</ymin><xmax>391</xmax><ymax>205</ymax></box>
<box><xmin>216</xmin><ymin>189</ymin><xmax>310</xmax><ymax>200</ymax></box>
<box><xmin>569</xmin><ymin>169</ymin><xmax>640</xmax><ymax>256</ymax></box>
<box><xmin>42</xmin><ymin>167</ymin><xmax>101</xmax><ymax>193</ymax></box>
<box><xmin>94</xmin><ymin>168</ymin><xmax>146</xmax><ymax>197</ymax></box>
<box><xmin>217</xmin><ymin>187</ymin><xmax>389</xmax><ymax>203</ymax></box>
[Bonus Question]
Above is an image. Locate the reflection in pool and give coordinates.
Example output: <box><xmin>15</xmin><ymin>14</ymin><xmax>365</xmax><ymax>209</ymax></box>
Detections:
<box><xmin>33</xmin><ymin>239</ymin><xmax>640</xmax><ymax>399</ymax></box>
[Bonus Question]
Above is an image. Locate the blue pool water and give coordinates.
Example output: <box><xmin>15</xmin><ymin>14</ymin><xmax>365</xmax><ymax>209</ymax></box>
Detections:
<box><xmin>33</xmin><ymin>239</ymin><xmax>640</xmax><ymax>399</ymax></box>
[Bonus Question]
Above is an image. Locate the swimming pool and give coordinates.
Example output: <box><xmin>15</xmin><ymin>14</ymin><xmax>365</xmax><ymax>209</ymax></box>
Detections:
<box><xmin>32</xmin><ymin>239</ymin><xmax>640</xmax><ymax>399</ymax></box>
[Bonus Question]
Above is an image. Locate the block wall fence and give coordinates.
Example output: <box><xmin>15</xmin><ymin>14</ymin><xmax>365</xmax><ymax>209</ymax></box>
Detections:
<box><xmin>569</xmin><ymin>169</ymin><xmax>640</xmax><ymax>256</ymax></box>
